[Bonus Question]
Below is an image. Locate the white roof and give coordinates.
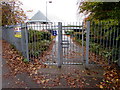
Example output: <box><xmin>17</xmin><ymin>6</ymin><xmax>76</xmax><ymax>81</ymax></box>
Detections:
<box><xmin>28</xmin><ymin>10</ymin><xmax>50</xmax><ymax>22</ymax></box>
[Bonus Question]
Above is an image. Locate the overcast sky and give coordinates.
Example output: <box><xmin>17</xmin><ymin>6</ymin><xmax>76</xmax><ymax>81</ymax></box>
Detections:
<box><xmin>20</xmin><ymin>0</ymin><xmax>80</xmax><ymax>22</ymax></box>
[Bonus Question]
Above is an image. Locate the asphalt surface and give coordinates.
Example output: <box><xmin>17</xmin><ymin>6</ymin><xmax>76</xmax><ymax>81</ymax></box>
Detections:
<box><xmin>45</xmin><ymin>35</ymin><xmax>84</xmax><ymax>64</ymax></box>
<box><xmin>2</xmin><ymin>38</ymin><xmax>104</xmax><ymax>89</ymax></box>
<box><xmin>2</xmin><ymin>58</ymin><xmax>104</xmax><ymax>89</ymax></box>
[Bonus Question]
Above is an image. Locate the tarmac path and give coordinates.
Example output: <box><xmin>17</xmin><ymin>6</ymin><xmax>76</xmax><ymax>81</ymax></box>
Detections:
<box><xmin>45</xmin><ymin>35</ymin><xmax>84</xmax><ymax>65</ymax></box>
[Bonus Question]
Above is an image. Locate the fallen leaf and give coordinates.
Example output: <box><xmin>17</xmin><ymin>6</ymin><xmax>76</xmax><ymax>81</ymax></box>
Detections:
<box><xmin>36</xmin><ymin>80</ymin><xmax>40</xmax><ymax>84</ymax></box>
<box><xmin>99</xmin><ymin>85</ymin><xmax>103</xmax><ymax>88</ymax></box>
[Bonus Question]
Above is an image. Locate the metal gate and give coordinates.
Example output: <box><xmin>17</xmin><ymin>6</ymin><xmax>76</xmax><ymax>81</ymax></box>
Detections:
<box><xmin>21</xmin><ymin>21</ymin><xmax>90</xmax><ymax>67</ymax></box>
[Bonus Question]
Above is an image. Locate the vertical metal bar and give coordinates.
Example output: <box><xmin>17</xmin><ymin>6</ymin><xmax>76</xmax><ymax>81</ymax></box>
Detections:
<box><xmin>106</xmin><ymin>21</ymin><xmax>108</xmax><ymax>52</ymax></box>
<box><xmin>118</xmin><ymin>46</ymin><xmax>120</xmax><ymax>67</ymax></box>
<box><xmin>75</xmin><ymin>22</ymin><xmax>77</xmax><ymax>58</ymax></box>
<box><xmin>29</xmin><ymin>23</ymin><xmax>31</xmax><ymax>60</ymax></box>
<box><xmin>94</xmin><ymin>21</ymin><xmax>97</xmax><ymax>61</ymax></box>
<box><xmin>51</xmin><ymin>22</ymin><xmax>54</xmax><ymax>61</ymax></box>
<box><xmin>31</xmin><ymin>23</ymin><xmax>33</xmax><ymax>59</ymax></box>
<box><xmin>33</xmin><ymin>22</ymin><xmax>35</xmax><ymax>60</ymax></box>
<box><xmin>11</xmin><ymin>26</ymin><xmax>15</xmax><ymax>46</ymax></box>
<box><xmin>36</xmin><ymin>22</ymin><xmax>38</xmax><ymax>59</ymax></box>
<box><xmin>109</xmin><ymin>21</ymin><xmax>112</xmax><ymax>64</ymax></box>
<box><xmin>82</xmin><ymin>22</ymin><xmax>84</xmax><ymax>63</ymax></box>
<box><xmin>62</xmin><ymin>22</ymin><xmax>64</xmax><ymax>62</ymax></box>
<box><xmin>67</xmin><ymin>22</ymin><xmax>69</xmax><ymax>61</ymax></box>
<box><xmin>100</xmin><ymin>21</ymin><xmax>102</xmax><ymax>46</ymax></box>
<box><xmin>65</xmin><ymin>22</ymin><xmax>67</xmax><ymax>61</ymax></box>
<box><xmin>96</xmin><ymin>21</ymin><xmax>99</xmax><ymax>60</ymax></box>
<box><xmin>50</xmin><ymin>23</ymin><xmax>56</xmax><ymax>61</ymax></box>
<box><xmin>106</xmin><ymin>21</ymin><xmax>110</xmax><ymax>63</ymax></box>
<box><xmin>55</xmin><ymin>22</ymin><xmax>57</xmax><ymax>60</ymax></box>
<box><xmin>86</xmin><ymin>21</ymin><xmax>90</xmax><ymax>68</ymax></box>
<box><xmin>108</xmin><ymin>21</ymin><xmax>111</xmax><ymax>64</ymax></box>
<box><xmin>57</xmin><ymin>22</ymin><xmax>63</xmax><ymax>68</ymax></box>
<box><xmin>102</xmin><ymin>21</ymin><xmax>104</xmax><ymax>60</ymax></box>
<box><xmin>100</xmin><ymin>21</ymin><xmax>103</xmax><ymax>60</ymax></box>
<box><xmin>72</xmin><ymin>22</ymin><xmax>74</xmax><ymax>55</ymax></box>
<box><xmin>115</xmin><ymin>21</ymin><xmax>119</xmax><ymax>64</ymax></box>
<box><xmin>21</xmin><ymin>23</ymin><xmax>27</xmax><ymax>58</ymax></box>
<box><xmin>98</xmin><ymin>21</ymin><xmax>100</xmax><ymax>56</ymax></box>
<box><xmin>33</xmin><ymin>23</ymin><xmax>35</xmax><ymax>59</ymax></box>
<box><xmin>21</xmin><ymin>23</ymin><xmax>24</xmax><ymax>56</ymax></box>
<box><xmin>118</xmin><ymin>21</ymin><xmax>120</xmax><ymax>67</ymax></box>
<box><xmin>39</xmin><ymin>22</ymin><xmax>41</xmax><ymax>60</ymax></box>
<box><xmin>112</xmin><ymin>21</ymin><xmax>116</xmax><ymax>63</ymax></box>
<box><xmin>25</xmin><ymin>23</ymin><xmax>29</xmax><ymax>61</ymax></box>
<box><xmin>69</xmin><ymin>22</ymin><xmax>72</xmax><ymax>57</ymax></box>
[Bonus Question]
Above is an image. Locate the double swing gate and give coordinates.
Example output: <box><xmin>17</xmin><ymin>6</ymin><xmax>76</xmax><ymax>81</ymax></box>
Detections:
<box><xmin>21</xmin><ymin>21</ymin><xmax>120</xmax><ymax>67</ymax></box>
<box><xmin>21</xmin><ymin>21</ymin><xmax>90</xmax><ymax>67</ymax></box>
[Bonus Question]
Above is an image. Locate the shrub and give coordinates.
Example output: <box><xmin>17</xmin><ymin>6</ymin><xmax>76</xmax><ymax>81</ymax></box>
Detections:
<box><xmin>75</xmin><ymin>33</ymin><xmax>86</xmax><ymax>40</ymax></box>
<box><xmin>64</xmin><ymin>30</ymin><xmax>74</xmax><ymax>35</ymax></box>
<box><xmin>28</xmin><ymin>40</ymin><xmax>51</xmax><ymax>57</ymax></box>
<box><xmin>28</xmin><ymin>30</ymin><xmax>51</xmax><ymax>43</ymax></box>
<box><xmin>28</xmin><ymin>30</ymin><xmax>52</xmax><ymax>58</ymax></box>
<box><xmin>23</xmin><ymin>58</ymin><xmax>29</xmax><ymax>63</ymax></box>
<box><xmin>89</xmin><ymin>42</ymin><xmax>119</xmax><ymax>63</ymax></box>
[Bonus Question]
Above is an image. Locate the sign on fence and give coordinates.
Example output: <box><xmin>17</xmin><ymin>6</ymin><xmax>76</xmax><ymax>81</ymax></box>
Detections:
<box><xmin>52</xmin><ymin>30</ymin><xmax>57</xmax><ymax>36</ymax></box>
<box><xmin>14</xmin><ymin>26</ymin><xmax>21</xmax><ymax>38</ymax></box>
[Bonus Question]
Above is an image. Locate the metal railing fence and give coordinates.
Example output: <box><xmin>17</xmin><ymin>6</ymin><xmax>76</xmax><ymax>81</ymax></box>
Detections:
<box><xmin>89</xmin><ymin>20</ymin><xmax>120</xmax><ymax>66</ymax></box>
<box><xmin>2</xmin><ymin>25</ymin><xmax>23</xmax><ymax>52</ymax></box>
<box><xmin>2</xmin><ymin>21</ymin><xmax>120</xmax><ymax>67</ymax></box>
<box><xmin>25</xmin><ymin>22</ymin><xmax>58</xmax><ymax>63</ymax></box>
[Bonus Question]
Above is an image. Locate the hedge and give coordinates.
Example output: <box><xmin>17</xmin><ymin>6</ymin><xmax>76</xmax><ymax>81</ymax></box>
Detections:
<box><xmin>28</xmin><ymin>30</ymin><xmax>52</xmax><ymax>58</ymax></box>
<box><xmin>28</xmin><ymin>30</ymin><xmax>51</xmax><ymax>43</ymax></box>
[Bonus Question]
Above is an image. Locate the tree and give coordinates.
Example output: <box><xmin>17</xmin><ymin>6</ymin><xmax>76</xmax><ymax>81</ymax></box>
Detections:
<box><xmin>1</xmin><ymin>0</ymin><xmax>27</xmax><ymax>26</ymax></box>
<box><xmin>78</xmin><ymin>1</ymin><xmax>120</xmax><ymax>20</ymax></box>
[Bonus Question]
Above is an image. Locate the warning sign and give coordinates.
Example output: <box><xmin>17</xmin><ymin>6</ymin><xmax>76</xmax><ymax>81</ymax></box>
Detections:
<box><xmin>14</xmin><ymin>26</ymin><xmax>21</xmax><ymax>38</ymax></box>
